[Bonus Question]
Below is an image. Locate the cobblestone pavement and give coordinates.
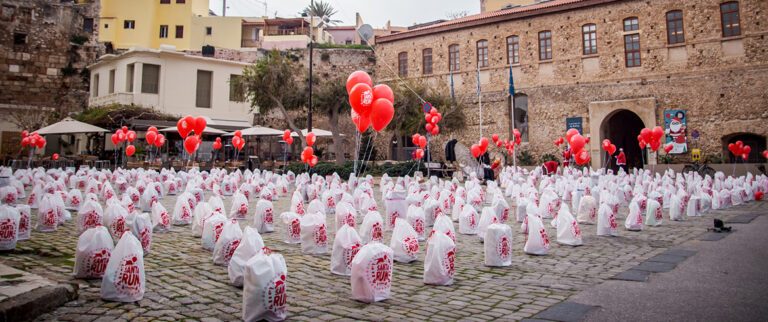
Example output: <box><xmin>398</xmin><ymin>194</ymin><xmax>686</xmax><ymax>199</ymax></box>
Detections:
<box><xmin>1</xmin><ymin>185</ymin><xmax>763</xmax><ymax>321</ymax></box>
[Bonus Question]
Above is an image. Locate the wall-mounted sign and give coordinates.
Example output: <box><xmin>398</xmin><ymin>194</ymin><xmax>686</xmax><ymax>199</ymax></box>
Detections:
<box><xmin>566</xmin><ymin>117</ymin><xmax>583</xmax><ymax>134</ymax></box>
<box><xmin>664</xmin><ymin>109</ymin><xmax>687</xmax><ymax>154</ymax></box>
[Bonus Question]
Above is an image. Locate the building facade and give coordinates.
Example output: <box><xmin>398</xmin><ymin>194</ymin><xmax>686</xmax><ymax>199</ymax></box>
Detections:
<box><xmin>87</xmin><ymin>46</ymin><xmax>254</xmax><ymax>125</ymax></box>
<box><xmin>375</xmin><ymin>0</ymin><xmax>768</xmax><ymax>168</ymax></box>
<box><xmin>481</xmin><ymin>0</ymin><xmax>539</xmax><ymax>12</ymax></box>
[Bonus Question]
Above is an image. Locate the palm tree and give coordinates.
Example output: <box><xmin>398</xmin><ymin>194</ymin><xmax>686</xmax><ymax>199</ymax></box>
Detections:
<box><xmin>300</xmin><ymin>1</ymin><xmax>342</xmax><ymax>25</ymax></box>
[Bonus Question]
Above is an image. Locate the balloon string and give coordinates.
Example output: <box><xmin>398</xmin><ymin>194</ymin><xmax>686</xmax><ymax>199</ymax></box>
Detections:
<box><xmin>356</xmin><ymin>133</ymin><xmax>373</xmax><ymax>177</ymax></box>
<box><xmin>359</xmin><ymin>132</ymin><xmax>378</xmax><ymax>177</ymax></box>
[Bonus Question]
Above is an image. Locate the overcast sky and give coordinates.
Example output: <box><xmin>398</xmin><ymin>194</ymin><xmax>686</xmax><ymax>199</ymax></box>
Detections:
<box><xmin>209</xmin><ymin>0</ymin><xmax>480</xmax><ymax>28</ymax></box>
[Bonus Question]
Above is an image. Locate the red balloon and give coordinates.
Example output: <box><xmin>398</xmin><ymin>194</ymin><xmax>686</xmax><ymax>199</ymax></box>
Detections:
<box><xmin>664</xmin><ymin>143</ymin><xmax>674</xmax><ymax>153</ymax></box>
<box><xmin>146</xmin><ymin>131</ymin><xmax>157</xmax><ymax>145</ymax></box>
<box><xmin>416</xmin><ymin>149</ymin><xmax>424</xmax><ymax>159</ymax></box>
<box><xmin>496</xmin><ymin>140</ymin><xmax>503</xmax><ymax>148</ymax></box>
<box><xmin>346</xmin><ymin>71</ymin><xmax>372</xmax><ymax>94</ymax></box>
<box><xmin>52</xmin><ymin>153</ymin><xmax>59</xmax><ymax>161</ymax></box>
<box><xmin>300</xmin><ymin>153</ymin><xmax>307</xmax><ymax>163</ymax></box>
<box><xmin>638</xmin><ymin>140</ymin><xmax>646</xmax><ymax>149</ymax></box>
<box><xmin>309</xmin><ymin>155</ymin><xmax>318</xmax><ymax>167</ymax></box>
<box><xmin>418</xmin><ymin>136</ymin><xmax>427</xmax><ymax>149</ymax></box>
<box><xmin>602</xmin><ymin>139</ymin><xmax>611</xmax><ymax>151</ymax></box>
<box><xmin>608</xmin><ymin>144</ymin><xmax>617</xmax><ymax>155</ymax></box>
<box><xmin>155</xmin><ymin>134</ymin><xmax>165</xmax><ymax>147</ymax></box>
<box><xmin>372</xmin><ymin>84</ymin><xmax>394</xmax><ymax>104</ymax></box>
<box><xmin>640</xmin><ymin>129</ymin><xmax>652</xmax><ymax>143</ymax></box>
<box><xmin>213</xmin><ymin>141</ymin><xmax>222</xmax><ymax>150</ymax></box>
<box><xmin>650</xmin><ymin>140</ymin><xmax>661</xmax><ymax>152</ymax></box>
<box><xmin>109</xmin><ymin>134</ymin><xmax>118</xmax><ymax>146</ymax></box>
<box><xmin>651</xmin><ymin>126</ymin><xmax>664</xmax><ymax>142</ymax></box>
<box><xmin>736</xmin><ymin>140</ymin><xmax>743</xmax><ymax>149</ymax></box>
<box><xmin>369</xmin><ymin>98</ymin><xmax>395</xmax><ymax>132</ymax></box>
<box><xmin>127</xmin><ymin>131</ymin><xmax>136</xmax><ymax>142</ymax></box>
<box><xmin>147</xmin><ymin>126</ymin><xmax>158</xmax><ymax>134</ymax></box>
<box><xmin>126</xmin><ymin>145</ymin><xmax>136</xmax><ymax>156</ymax></box>
<box><xmin>470</xmin><ymin>144</ymin><xmax>482</xmax><ymax>158</ymax></box>
<box><xmin>302</xmin><ymin>147</ymin><xmax>314</xmax><ymax>162</ymax></box>
<box><xmin>411</xmin><ymin>134</ymin><xmax>420</xmax><ymax>145</ymax></box>
<box><xmin>728</xmin><ymin>143</ymin><xmax>736</xmax><ymax>154</ymax></box>
<box><xmin>349</xmin><ymin>83</ymin><xmax>374</xmax><ymax>118</ymax></box>
<box><xmin>425</xmin><ymin>123</ymin><xmax>434</xmax><ymax>132</ymax></box>
<box><xmin>352</xmin><ymin>109</ymin><xmax>371</xmax><ymax>133</ymax></box>
<box><xmin>282</xmin><ymin>129</ymin><xmax>290</xmax><ymax>141</ymax></box>
<box><xmin>285</xmin><ymin>137</ymin><xmax>293</xmax><ymax>145</ymax></box>
<box><xmin>763</xmin><ymin>150</ymin><xmax>768</xmax><ymax>159</ymax></box>
<box><xmin>742</xmin><ymin>145</ymin><xmax>751</xmax><ymax>155</ymax></box>
<box><xmin>492</xmin><ymin>134</ymin><xmax>499</xmax><ymax>143</ymax></box>
<box><xmin>21</xmin><ymin>130</ymin><xmax>28</xmax><ymax>138</ymax></box>
<box><xmin>36</xmin><ymin>138</ymin><xmax>46</xmax><ymax>149</ymax></box>
<box><xmin>565</xmin><ymin>128</ymin><xmax>579</xmax><ymax>143</ymax></box>
<box><xmin>306</xmin><ymin>132</ymin><xmax>317</xmax><ymax>147</ymax></box>
<box><xmin>430</xmin><ymin>108</ymin><xmax>438</xmax><ymax>116</ymax></box>
<box><xmin>232</xmin><ymin>136</ymin><xmax>240</xmax><ymax>147</ymax></box>
<box><xmin>569</xmin><ymin>134</ymin><xmax>586</xmax><ymax>153</ymax></box>
<box><xmin>431</xmin><ymin>124</ymin><xmax>439</xmax><ymax>136</ymax></box>
<box><xmin>234</xmin><ymin>130</ymin><xmax>242</xmax><ymax>138</ymax></box>
<box><xmin>574</xmin><ymin>149</ymin><xmax>590</xmax><ymax>165</ymax></box>
<box><xmin>117</xmin><ymin>131</ymin><xmax>126</xmax><ymax>142</ymax></box>
<box><xmin>21</xmin><ymin>137</ymin><xmax>29</xmax><ymax>146</ymax></box>
<box><xmin>755</xmin><ymin>191</ymin><xmax>764</xmax><ymax>201</ymax></box>
<box><xmin>741</xmin><ymin>153</ymin><xmax>748</xmax><ymax>161</ymax></box>
<box><xmin>121</xmin><ymin>126</ymin><xmax>128</xmax><ymax>134</ymax></box>
<box><xmin>480</xmin><ymin>137</ymin><xmax>489</xmax><ymax>149</ymax></box>
<box><xmin>237</xmin><ymin>138</ymin><xmax>245</xmax><ymax>151</ymax></box>
<box><xmin>184</xmin><ymin>136</ymin><xmax>199</xmax><ymax>154</ymax></box>
<box><xmin>194</xmin><ymin>117</ymin><xmax>207</xmax><ymax>135</ymax></box>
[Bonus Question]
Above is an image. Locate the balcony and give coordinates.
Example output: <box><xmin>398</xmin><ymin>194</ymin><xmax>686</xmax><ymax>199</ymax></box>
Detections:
<box><xmin>88</xmin><ymin>92</ymin><xmax>135</xmax><ymax>107</ymax></box>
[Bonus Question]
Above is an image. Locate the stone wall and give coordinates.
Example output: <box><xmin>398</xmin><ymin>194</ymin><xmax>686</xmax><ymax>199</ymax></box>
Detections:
<box><xmin>374</xmin><ymin>0</ymin><xmax>768</xmax><ymax>165</ymax></box>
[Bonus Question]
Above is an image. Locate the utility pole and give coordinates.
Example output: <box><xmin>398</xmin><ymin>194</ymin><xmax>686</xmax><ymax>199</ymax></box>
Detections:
<box><xmin>307</xmin><ymin>0</ymin><xmax>314</xmax><ymax>132</ymax></box>
<box><xmin>222</xmin><ymin>0</ymin><xmax>226</xmax><ymax>16</ymax></box>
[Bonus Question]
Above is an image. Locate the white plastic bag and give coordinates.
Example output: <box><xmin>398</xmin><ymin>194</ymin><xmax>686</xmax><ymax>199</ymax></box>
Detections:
<box><xmin>192</xmin><ymin>202</ymin><xmax>215</xmax><ymax>237</ymax></box>
<box><xmin>624</xmin><ymin>202</ymin><xmax>643</xmax><ymax>231</ymax></box>
<box><xmin>103</xmin><ymin>203</ymin><xmax>128</xmax><ymax>241</ymax></box>
<box><xmin>687</xmin><ymin>196</ymin><xmax>701</xmax><ymax>217</ymax></box>
<box><xmin>242</xmin><ymin>249</ymin><xmax>287</xmax><ymax>322</ymax></box>
<box><xmin>254</xmin><ymin>199</ymin><xmax>275</xmax><ymax>233</ymax></box>
<box><xmin>213</xmin><ymin>219</ymin><xmax>243</xmax><ymax>266</ymax></box>
<box><xmin>330</xmin><ymin>224</ymin><xmax>363</xmax><ymax>276</ymax></box>
<box><xmin>0</xmin><ymin>205</ymin><xmax>20</xmax><ymax>250</ymax></box>
<box><xmin>406</xmin><ymin>205</ymin><xmax>426</xmax><ymax>241</ymax></box>
<box><xmin>389</xmin><ymin>218</ymin><xmax>419</xmax><ymax>263</ymax></box>
<box><xmin>139</xmin><ymin>188</ymin><xmax>159</xmax><ymax>213</ymax></box>
<box><xmin>128</xmin><ymin>212</ymin><xmax>152</xmax><ymax>255</ymax></box>
<box><xmin>290</xmin><ymin>191</ymin><xmax>306</xmax><ymax>216</ymax></box>
<box><xmin>432</xmin><ymin>214</ymin><xmax>456</xmax><ymax>244</ymax></box>
<box><xmin>101</xmin><ymin>232</ymin><xmax>145</xmax><ymax>302</ymax></box>
<box><xmin>385</xmin><ymin>189</ymin><xmax>407</xmax><ymax>231</ymax></box>
<box><xmin>73</xmin><ymin>226</ymin><xmax>114</xmax><ymax>278</ymax></box>
<box><xmin>423</xmin><ymin>232</ymin><xmax>455</xmax><ymax>286</ymax></box>
<box><xmin>280</xmin><ymin>212</ymin><xmax>301</xmax><ymax>244</ymax></box>
<box><xmin>300</xmin><ymin>212</ymin><xmax>328</xmax><ymax>254</ymax></box>
<box><xmin>477</xmin><ymin>207</ymin><xmax>496</xmax><ymax>242</ymax></box>
<box><xmin>77</xmin><ymin>200</ymin><xmax>104</xmax><ymax>234</ymax></box>
<box><xmin>229</xmin><ymin>192</ymin><xmax>248</xmax><ymax>219</ymax></box>
<box><xmin>597</xmin><ymin>203</ymin><xmax>618</xmax><ymax>236</ymax></box>
<box><xmin>555</xmin><ymin>205</ymin><xmax>582</xmax><ymax>246</ymax></box>
<box><xmin>359</xmin><ymin>211</ymin><xmax>384</xmax><ymax>244</ymax></box>
<box><xmin>669</xmin><ymin>195</ymin><xmax>685</xmax><ymax>221</ymax></box>
<box><xmin>201</xmin><ymin>213</ymin><xmax>226</xmax><ymax>251</ymax></box>
<box><xmin>523</xmin><ymin>214</ymin><xmax>550</xmax><ymax>255</ymax></box>
<box><xmin>228</xmin><ymin>226</ymin><xmax>264</xmax><ymax>287</ymax></box>
<box><xmin>484</xmin><ymin>223</ymin><xmax>512</xmax><ymax>266</ymax></box>
<box><xmin>150</xmin><ymin>202</ymin><xmax>171</xmax><ymax>233</ymax></box>
<box><xmin>459</xmin><ymin>206</ymin><xmax>479</xmax><ymax>235</ymax></box>
<box><xmin>644</xmin><ymin>199</ymin><xmax>662</xmax><ymax>227</ymax></box>
<box><xmin>350</xmin><ymin>242</ymin><xmax>393</xmax><ymax>303</ymax></box>
<box><xmin>576</xmin><ymin>196</ymin><xmax>597</xmax><ymax>224</ymax></box>
<box><xmin>15</xmin><ymin>205</ymin><xmax>30</xmax><ymax>240</ymax></box>
<box><xmin>171</xmin><ymin>195</ymin><xmax>193</xmax><ymax>226</ymax></box>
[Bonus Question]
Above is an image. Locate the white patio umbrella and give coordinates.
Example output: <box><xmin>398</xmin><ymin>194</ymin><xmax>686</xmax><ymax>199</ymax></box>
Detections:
<box><xmin>158</xmin><ymin>126</ymin><xmax>227</xmax><ymax>135</ymax></box>
<box><xmin>290</xmin><ymin>128</ymin><xmax>341</xmax><ymax>137</ymax></box>
<box><xmin>34</xmin><ymin>117</ymin><xmax>109</xmax><ymax>134</ymax></box>
<box><xmin>223</xmin><ymin>126</ymin><xmax>283</xmax><ymax>137</ymax></box>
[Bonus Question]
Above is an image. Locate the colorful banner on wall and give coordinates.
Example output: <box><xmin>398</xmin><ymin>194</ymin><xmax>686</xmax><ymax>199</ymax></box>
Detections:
<box><xmin>664</xmin><ymin>109</ymin><xmax>687</xmax><ymax>154</ymax></box>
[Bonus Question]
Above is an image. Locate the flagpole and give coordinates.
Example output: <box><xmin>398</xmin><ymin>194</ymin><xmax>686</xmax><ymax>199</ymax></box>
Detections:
<box><xmin>508</xmin><ymin>65</ymin><xmax>517</xmax><ymax>169</ymax></box>
<box><xmin>477</xmin><ymin>66</ymin><xmax>482</xmax><ymax>139</ymax></box>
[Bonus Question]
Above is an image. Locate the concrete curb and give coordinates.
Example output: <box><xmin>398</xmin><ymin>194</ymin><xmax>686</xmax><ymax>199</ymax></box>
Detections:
<box><xmin>0</xmin><ymin>283</ymin><xmax>77</xmax><ymax>322</ymax></box>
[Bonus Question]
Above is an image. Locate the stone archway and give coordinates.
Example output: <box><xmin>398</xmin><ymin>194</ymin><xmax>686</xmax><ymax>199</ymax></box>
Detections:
<box><xmin>601</xmin><ymin>110</ymin><xmax>646</xmax><ymax>170</ymax></box>
<box><xmin>588</xmin><ymin>98</ymin><xmax>657</xmax><ymax>169</ymax></box>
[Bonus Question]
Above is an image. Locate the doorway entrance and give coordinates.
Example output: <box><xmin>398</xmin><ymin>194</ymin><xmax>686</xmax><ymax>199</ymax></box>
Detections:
<box><xmin>601</xmin><ymin>109</ymin><xmax>646</xmax><ymax>171</ymax></box>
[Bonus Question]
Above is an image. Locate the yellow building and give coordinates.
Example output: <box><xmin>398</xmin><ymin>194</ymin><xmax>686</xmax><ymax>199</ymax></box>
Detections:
<box><xmin>480</xmin><ymin>0</ymin><xmax>539</xmax><ymax>12</ymax></box>
<box><xmin>98</xmin><ymin>0</ymin><xmax>243</xmax><ymax>51</ymax></box>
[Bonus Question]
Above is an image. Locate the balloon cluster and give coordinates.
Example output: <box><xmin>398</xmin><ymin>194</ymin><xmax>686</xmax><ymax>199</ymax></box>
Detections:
<box><xmin>282</xmin><ymin>130</ymin><xmax>294</xmax><ymax>145</ymax></box>
<box><xmin>566</xmin><ymin>128</ymin><xmax>590</xmax><ymax>165</ymax></box>
<box><xmin>347</xmin><ymin>71</ymin><xmax>394</xmax><ymax>132</ymax></box>
<box><xmin>177</xmin><ymin>116</ymin><xmax>209</xmax><ymax>154</ymax></box>
<box><xmin>145</xmin><ymin>126</ymin><xmax>165</xmax><ymax>148</ymax></box>
<box><xmin>763</xmin><ymin>150</ymin><xmax>768</xmax><ymax>160</ymax></box>
<box><xmin>728</xmin><ymin>141</ymin><xmax>751</xmax><ymax>161</ymax></box>
<box><xmin>470</xmin><ymin>137</ymin><xmax>490</xmax><ymax>158</ymax></box>
<box><xmin>601</xmin><ymin>139</ymin><xmax>617</xmax><ymax>155</ymax></box>
<box><xmin>111</xmin><ymin>126</ymin><xmax>137</xmax><ymax>156</ymax></box>
<box><xmin>301</xmin><ymin>133</ymin><xmax>318</xmax><ymax>167</ymax></box>
<box><xmin>554</xmin><ymin>137</ymin><xmax>565</xmax><ymax>147</ymax></box>
<box><xmin>411</xmin><ymin>133</ymin><xmax>427</xmax><ymax>160</ymax></box>
<box><xmin>424</xmin><ymin>108</ymin><xmax>442</xmax><ymax>136</ymax></box>
<box><xmin>638</xmin><ymin>126</ymin><xmax>664</xmax><ymax>152</ymax></box>
<box><xmin>20</xmin><ymin>131</ymin><xmax>46</xmax><ymax>149</ymax></box>
<box><xmin>231</xmin><ymin>131</ymin><xmax>246</xmax><ymax>152</ymax></box>
<box><xmin>213</xmin><ymin>137</ymin><xmax>222</xmax><ymax>150</ymax></box>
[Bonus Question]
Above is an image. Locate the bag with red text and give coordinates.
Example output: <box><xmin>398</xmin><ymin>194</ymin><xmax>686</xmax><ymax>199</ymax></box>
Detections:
<box><xmin>213</xmin><ymin>218</ymin><xmax>243</xmax><ymax>266</ymax></box>
<box><xmin>150</xmin><ymin>202</ymin><xmax>170</xmax><ymax>233</ymax></box>
<box><xmin>101</xmin><ymin>231</ymin><xmax>145</xmax><ymax>302</ymax></box>
<box><xmin>139</xmin><ymin>188</ymin><xmax>159</xmax><ymax>213</ymax></box>
<box><xmin>477</xmin><ymin>207</ymin><xmax>496</xmax><ymax>242</ymax></box>
<box><xmin>385</xmin><ymin>189</ymin><xmax>407</xmax><ymax>232</ymax></box>
<box><xmin>432</xmin><ymin>214</ymin><xmax>455</xmax><ymax>243</ymax></box>
<box><xmin>192</xmin><ymin>202</ymin><xmax>215</xmax><ymax>237</ymax></box>
<box><xmin>104</xmin><ymin>203</ymin><xmax>128</xmax><ymax>241</ymax></box>
<box><xmin>330</xmin><ymin>224</ymin><xmax>362</xmax><ymax>276</ymax></box>
<box><xmin>423</xmin><ymin>198</ymin><xmax>441</xmax><ymax>227</ymax></box>
<box><xmin>127</xmin><ymin>212</ymin><xmax>152</xmax><ymax>255</ymax></box>
<box><xmin>77</xmin><ymin>200</ymin><xmax>104</xmax><ymax>234</ymax></box>
<box><xmin>280</xmin><ymin>212</ymin><xmax>301</xmax><ymax>244</ymax></box>
<box><xmin>242</xmin><ymin>248</ymin><xmax>287</xmax><ymax>321</ymax></box>
<box><xmin>669</xmin><ymin>194</ymin><xmax>685</xmax><ymax>221</ymax></box>
<box><xmin>300</xmin><ymin>212</ymin><xmax>328</xmax><ymax>254</ymax></box>
<box><xmin>350</xmin><ymin>242</ymin><xmax>393</xmax><ymax>303</ymax></box>
<box><xmin>390</xmin><ymin>218</ymin><xmax>419</xmax><ymax>263</ymax></box>
<box><xmin>209</xmin><ymin>195</ymin><xmax>225</xmax><ymax>215</ymax></box>
<box><xmin>624</xmin><ymin>201</ymin><xmax>643</xmax><ymax>231</ymax></box>
<box><xmin>290</xmin><ymin>191</ymin><xmax>306</xmax><ymax>216</ymax></box>
<box><xmin>229</xmin><ymin>192</ymin><xmax>248</xmax><ymax>219</ymax></box>
<box><xmin>201</xmin><ymin>212</ymin><xmax>226</xmax><ymax>251</ymax></box>
<box><xmin>171</xmin><ymin>195</ymin><xmax>193</xmax><ymax>226</ymax></box>
<box><xmin>523</xmin><ymin>214</ymin><xmax>550</xmax><ymax>255</ymax></box>
<box><xmin>484</xmin><ymin>223</ymin><xmax>512</xmax><ymax>266</ymax></box>
<box><xmin>406</xmin><ymin>205</ymin><xmax>426</xmax><ymax>241</ymax></box>
<box><xmin>423</xmin><ymin>231</ymin><xmax>455</xmax><ymax>286</ymax></box>
<box><xmin>73</xmin><ymin>226</ymin><xmax>114</xmax><ymax>278</ymax></box>
<box><xmin>322</xmin><ymin>190</ymin><xmax>337</xmax><ymax>214</ymax></box>
<box><xmin>459</xmin><ymin>206</ymin><xmax>478</xmax><ymax>235</ymax></box>
<box><xmin>228</xmin><ymin>226</ymin><xmax>264</xmax><ymax>287</ymax></box>
<box><xmin>254</xmin><ymin>199</ymin><xmax>275</xmax><ymax>233</ymax></box>
<box><xmin>516</xmin><ymin>197</ymin><xmax>529</xmax><ymax>223</ymax></box>
<box><xmin>597</xmin><ymin>203</ymin><xmax>618</xmax><ymax>236</ymax></box>
<box><xmin>359</xmin><ymin>211</ymin><xmax>384</xmax><ymax>244</ymax></box>
<box><xmin>576</xmin><ymin>195</ymin><xmax>597</xmax><ymax>224</ymax></box>
<box><xmin>0</xmin><ymin>186</ymin><xmax>17</xmax><ymax>205</ymax></box>
<box><xmin>644</xmin><ymin>199</ymin><xmax>662</xmax><ymax>227</ymax></box>
<box><xmin>66</xmin><ymin>189</ymin><xmax>83</xmax><ymax>211</ymax></box>
<box><xmin>335</xmin><ymin>202</ymin><xmax>357</xmax><ymax>230</ymax></box>
<box><xmin>555</xmin><ymin>204</ymin><xmax>582</xmax><ymax>246</ymax></box>
<box><xmin>0</xmin><ymin>205</ymin><xmax>20</xmax><ymax>250</ymax></box>
<box><xmin>492</xmin><ymin>197</ymin><xmax>510</xmax><ymax>223</ymax></box>
<box><xmin>15</xmin><ymin>205</ymin><xmax>30</xmax><ymax>240</ymax></box>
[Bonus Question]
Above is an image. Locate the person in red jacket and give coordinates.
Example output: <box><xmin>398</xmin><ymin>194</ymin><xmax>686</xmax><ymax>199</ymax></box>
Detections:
<box><xmin>616</xmin><ymin>148</ymin><xmax>626</xmax><ymax>172</ymax></box>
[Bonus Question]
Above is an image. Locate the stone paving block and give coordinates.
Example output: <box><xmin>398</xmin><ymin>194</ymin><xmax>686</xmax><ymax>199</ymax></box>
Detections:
<box><xmin>662</xmin><ymin>249</ymin><xmax>697</xmax><ymax>258</ymax></box>
<box><xmin>647</xmin><ymin>254</ymin><xmax>687</xmax><ymax>264</ymax></box>
<box><xmin>727</xmin><ymin>213</ymin><xmax>760</xmax><ymax>224</ymax></box>
<box><xmin>698</xmin><ymin>232</ymin><xmax>730</xmax><ymax>241</ymax></box>
<box><xmin>611</xmin><ymin>270</ymin><xmax>651</xmax><ymax>282</ymax></box>
<box><xmin>633</xmin><ymin>261</ymin><xmax>677</xmax><ymax>273</ymax></box>
<box><xmin>532</xmin><ymin>301</ymin><xmax>599</xmax><ymax>322</ymax></box>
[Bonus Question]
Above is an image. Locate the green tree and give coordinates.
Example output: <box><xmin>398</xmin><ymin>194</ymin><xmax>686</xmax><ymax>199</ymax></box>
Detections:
<box><xmin>300</xmin><ymin>0</ymin><xmax>342</xmax><ymax>25</ymax></box>
<box><xmin>241</xmin><ymin>50</ymin><xmax>308</xmax><ymax>146</ymax></box>
<box><xmin>312</xmin><ymin>76</ymin><xmax>349</xmax><ymax>165</ymax></box>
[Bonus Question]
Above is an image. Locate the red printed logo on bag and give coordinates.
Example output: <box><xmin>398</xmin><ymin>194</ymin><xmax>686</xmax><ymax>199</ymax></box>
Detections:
<box><xmin>497</xmin><ymin>236</ymin><xmax>511</xmax><ymax>261</ymax></box>
<box><xmin>150</xmin><ymin>195</ymin><xmax>158</xmax><ymax>208</ymax></box>
<box><xmin>326</xmin><ymin>196</ymin><xmax>335</xmax><ymax>209</ymax></box>
<box><xmin>242</xmin><ymin>190</ymin><xmax>250</xmax><ymax>199</ymax></box>
<box><xmin>389</xmin><ymin>211</ymin><xmax>399</xmax><ymax>228</ymax></box>
<box><xmin>187</xmin><ymin>198</ymin><xmax>195</xmax><ymax>210</ymax></box>
<box><xmin>540</xmin><ymin>228</ymin><xmax>550</xmax><ymax>248</ymax></box>
<box><xmin>130</xmin><ymin>193</ymin><xmax>140</xmax><ymax>204</ymax></box>
<box><xmin>655</xmin><ymin>207</ymin><xmax>663</xmax><ymax>220</ymax></box>
<box><xmin>83</xmin><ymin>211</ymin><xmax>101</xmax><ymax>230</ymax></box>
<box><xmin>295</xmin><ymin>201</ymin><xmax>305</xmax><ymax>215</ymax></box>
<box><xmin>237</xmin><ymin>203</ymin><xmax>248</xmax><ymax>217</ymax></box>
<box><xmin>468</xmin><ymin>213</ymin><xmax>477</xmax><ymax>229</ymax></box>
<box><xmin>160</xmin><ymin>211</ymin><xmax>170</xmax><ymax>227</ymax></box>
<box><xmin>365</xmin><ymin>252</ymin><xmax>391</xmax><ymax>291</ymax></box>
<box><xmin>572</xmin><ymin>221</ymin><xmax>581</xmax><ymax>238</ymax></box>
<box><xmin>223</xmin><ymin>239</ymin><xmax>240</xmax><ymax>264</ymax></box>
<box><xmin>214</xmin><ymin>222</ymin><xmax>225</xmax><ymax>243</ymax></box>
<box><xmin>413</xmin><ymin>218</ymin><xmax>424</xmax><ymax>235</ymax></box>
<box><xmin>0</xmin><ymin>218</ymin><xmax>16</xmax><ymax>244</ymax></box>
<box><xmin>402</xmin><ymin>237</ymin><xmax>418</xmax><ymax>256</ymax></box>
<box><xmin>112</xmin><ymin>217</ymin><xmax>125</xmax><ymax>238</ymax></box>
<box><xmin>181</xmin><ymin>206</ymin><xmax>191</xmax><ymax>221</ymax></box>
<box><xmin>18</xmin><ymin>214</ymin><xmax>29</xmax><ymax>234</ymax></box>
<box><xmin>609</xmin><ymin>213</ymin><xmax>618</xmax><ymax>230</ymax></box>
<box><xmin>371</xmin><ymin>222</ymin><xmax>383</xmax><ymax>242</ymax></box>
<box><xmin>115</xmin><ymin>255</ymin><xmax>142</xmax><ymax>296</ymax></box>
<box><xmin>590</xmin><ymin>208</ymin><xmax>597</xmax><ymax>221</ymax></box>
<box><xmin>443</xmin><ymin>248</ymin><xmax>455</xmax><ymax>279</ymax></box>
<box><xmin>140</xmin><ymin>227</ymin><xmax>151</xmax><ymax>251</ymax></box>
<box><xmin>501</xmin><ymin>208</ymin><xmax>509</xmax><ymax>222</ymax></box>
<box><xmin>27</xmin><ymin>193</ymin><xmax>35</xmax><ymax>206</ymax></box>
<box><xmin>86</xmin><ymin>248</ymin><xmax>110</xmax><ymax>277</ymax></box>
<box><xmin>313</xmin><ymin>224</ymin><xmax>327</xmax><ymax>247</ymax></box>
<box><xmin>44</xmin><ymin>209</ymin><xmax>57</xmax><ymax>227</ymax></box>
<box><xmin>289</xmin><ymin>218</ymin><xmax>301</xmax><ymax>241</ymax></box>
<box><xmin>264</xmin><ymin>274</ymin><xmax>287</xmax><ymax>317</ymax></box>
<box><xmin>344</xmin><ymin>242</ymin><xmax>361</xmax><ymax>269</ymax></box>
<box><xmin>264</xmin><ymin>208</ymin><xmax>273</xmax><ymax>225</ymax></box>
<box><xmin>346</xmin><ymin>213</ymin><xmax>355</xmax><ymax>228</ymax></box>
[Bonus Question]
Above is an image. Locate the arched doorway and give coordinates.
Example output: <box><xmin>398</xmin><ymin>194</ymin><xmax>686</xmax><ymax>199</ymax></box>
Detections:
<box><xmin>601</xmin><ymin>109</ymin><xmax>646</xmax><ymax>171</ymax></box>
<box><xmin>722</xmin><ymin>133</ymin><xmax>767</xmax><ymax>163</ymax></box>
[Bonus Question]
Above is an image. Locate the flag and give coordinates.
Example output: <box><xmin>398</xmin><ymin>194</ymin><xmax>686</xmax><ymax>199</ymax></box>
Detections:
<box><xmin>508</xmin><ymin>64</ymin><xmax>515</xmax><ymax>96</ymax></box>
<box><xmin>450</xmin><ymin>68</ymin><xmax>455</xmax><ymax>101</ymax></box>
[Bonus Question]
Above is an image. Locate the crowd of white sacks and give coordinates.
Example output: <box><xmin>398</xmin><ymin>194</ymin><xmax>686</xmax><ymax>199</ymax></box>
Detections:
<box><xmin>0</xmin><ymin>165</ymin><xmax>766</xmax><ymax>320</ymax></box>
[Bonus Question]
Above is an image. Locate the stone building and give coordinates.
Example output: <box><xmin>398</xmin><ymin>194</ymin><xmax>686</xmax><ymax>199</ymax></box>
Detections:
<box><xmin>374</xmin><ymin>0</ymin><xmax>768</xmax><ymax>169</ymax></box>
<box><xmin>0</xmin><ymin>0</ymin><xmax>103</xmax><ymax>156</ymax></box>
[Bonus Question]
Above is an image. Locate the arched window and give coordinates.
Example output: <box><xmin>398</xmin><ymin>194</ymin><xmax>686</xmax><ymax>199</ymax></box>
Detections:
<box><xmin>476</xmin><ymin>40</ymin><xmax>489</xmax><ymax>67</ymax></box>
<box><xmin>666</xmin><ymin>10</ymin><xmax>685</xmax><ymax>44</ymax></box>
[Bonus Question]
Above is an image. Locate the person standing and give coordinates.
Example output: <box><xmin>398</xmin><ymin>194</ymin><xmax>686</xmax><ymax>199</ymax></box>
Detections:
<box><xmin>616</xmin><ymin>148</ymin><xmax>626</xmax><ymax>172</ymax></box>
